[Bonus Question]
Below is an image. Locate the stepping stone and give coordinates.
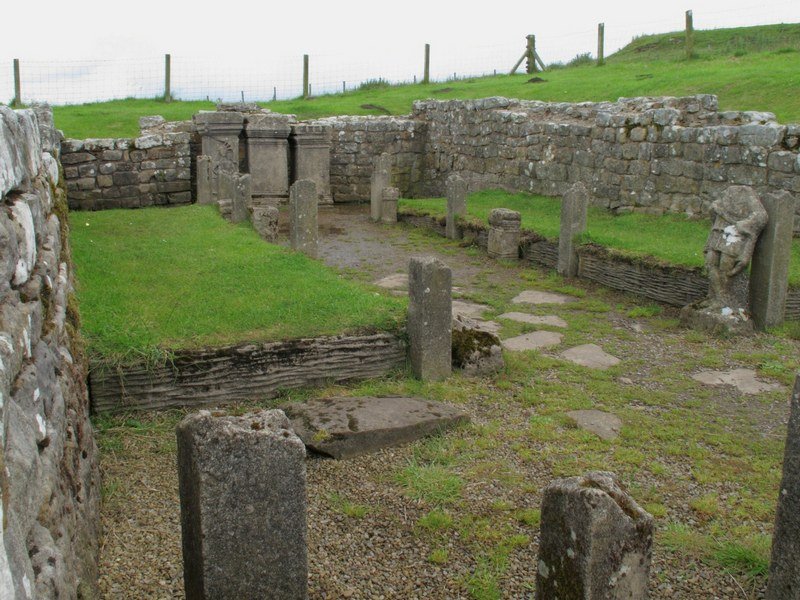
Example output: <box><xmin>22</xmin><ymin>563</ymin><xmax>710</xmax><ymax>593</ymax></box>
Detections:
<box><xmin>498</xmin><ymin>312</ymin><xmax>568</xmax><ymax>328</ymax></box>
<box><xmin>373</xmin><ymin>273</ymin><xmax>407</xmax><ymax>290</ymax></box>
<box><xmin>561</xmin><ymin>344</ymin><xmax>620</xmax><ymax>370</ymax></box>
<box><xmin>282</xmin><ymin>396</ymin><xmax>469</xmax><ymax>459</ymax></box>
<box><xmin>566</xmin><ymin>410</ymin><xmax>622</xmax><ymax>441</ymax></box>
<box><xmin>512</xmin><ymin>290</ymin><xmax>575</xmax><ymax>305</ymax></box>
<box><xmin>453</xmin><ymin>300</ymin><xmax>490</xmax><ymax>319</ymax></box>
<box><xmin>691</xmin><ymin>368</ymin><xmax>782</xmax><ymax>395</ymax></box>
<box><xmin>502</xmin><ymin>331</ymin><xmax>563</xmax><ymax>351</ymax></box>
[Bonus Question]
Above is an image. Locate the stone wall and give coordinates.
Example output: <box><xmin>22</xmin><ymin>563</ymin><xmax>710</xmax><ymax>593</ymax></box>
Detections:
<box><xmin>62</xmin><ymin>117</ymin><xmax>194</xmax><ymax>210</ymax></box>
<box><xmin>0</xmin><ymin>106</ymin><xmax>99</xmax><ymax>597</ymax></box>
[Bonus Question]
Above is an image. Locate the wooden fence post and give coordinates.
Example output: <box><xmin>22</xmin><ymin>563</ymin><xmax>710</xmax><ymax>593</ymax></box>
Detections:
<box><xmin>685</xmin><ymin>10</ymin><xmax>694</xmax><ymax>59</ymax></box>
<box><xmin>13</xmin><ymin>59</ymin><xmax>21</xmax><ymax>107</ymax></box>
<box><xmin>164</xmin><ymin>54</ymin><xmax>172</xmax><ymax>103</ymax></box>
<box><xmin>303</xmin><ymin>54</ymin><xmax>309</xmax><ymax>99</ymax></box>
<box><xmin>597</xmin><ymin>23</ymin><xmax>605</xmax><ymax>66</ymax></box>
<box><xmin>526</xmin><ymin>35</ymin><xmax>538</xmax><ymax>74</ymax></box>
<box><xmin>423</xmin><ymin>44</ymin><xmax>430</xmax><ymax>84</ymax></box>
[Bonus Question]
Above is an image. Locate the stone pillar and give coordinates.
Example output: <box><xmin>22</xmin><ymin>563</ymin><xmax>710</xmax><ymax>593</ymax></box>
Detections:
<box><xmin>193</xmin><ymin>111</ymin><xmax>244</xmax><ymax>203</ymax></box>
<box><xmin>487</xmin><ymin>208</ymin><xmax>521</xmax><ymax>260</ymax></box>
<box><xmin>766</xmin><ymin>374</ymin><xmax>800</xmax><ymax>600</ymax></box>
<box><xmin>252</xmin><ymin>205</ymin><xmax>280</xmax><ymax>243</ymax></box>
<box><xmin>196</xmin><ymin>155</ymin><xmax>213</xmax><ymax>205</ymax></box>
<box><xmin>176</xmin><ymin>409</ymin><xmax>307</xmax><ymax>600</ymax></box>
<box><xmin>290</xmin><ymin>124</ymin><xmax>332</xmax><ymax>204</ymax></box>
<box><xmin>217</xmin><ymin>168</ymin><xmax>236</xmax><ymax>221</ymax></box>
<box><xmin>244</xmin><ymin>113</ymin><xmax>292</xmax><ymax>204</ymax></box>
<box><xmin>445</xmin><ymin>173</ymin><xmax>468</xmax><ymax>239</ymax></box>
<box><xmin>536</xmin><ymin>471</ymin><xmax>654</xmax><ymax>600</ymax></box>
<box><xmin>408</xmin><ymin>256</ymin><xmax>452</xmax><ymax>381</ymax></box>
<box><xmin>750</xmin><ymin>190</ymin><xmax>796</xmax><ymax>330</ymax></box>
<box><xmin>290</xmin><ymin>179</ymin><xmax>318</xmax><ymax>258</ymax></box>
<box><xmin>557</xmin><ymin>181</ymin><xmax>589</xmax><ymax>278</ymax></box>
<box><xmin>370</xmin><ymin>153</ymin><xmax>392</xmax><ymax>222</ymax></box>
<box><xmin>231</xmin><ymin>174</ymin><xmax>251</xmax><ymax>224</ymax></box>
<box><xmin>381</xmin><ymin>187</ymin><xmax>399</xmax><ymax>224</ymax></box>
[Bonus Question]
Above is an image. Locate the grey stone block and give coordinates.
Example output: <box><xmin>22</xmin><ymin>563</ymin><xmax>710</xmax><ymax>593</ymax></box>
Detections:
<box><xmin>557</xmin><ymin>182</ymin><xmax>589</xmax><ymax>278</ymax></box>
<box><xmin>252</xmin><ymin>205</ymin><xmax>279</xmax><ymax>242</ymax></box>
<box><xmin>380</xmin><ymin>186</ymin><xmax>399</xmax><ymax>223</ymax></box>
<box><xmin>289</xmin><ymin>179</ymin><xmax>318</xmax><ymax>258</ymax></box>
<box><xmin>370</xmin><ymin>153</ymin><xmax>391</xmax><ymax>222</ymax></box>
<box><xmin>445</xmin><ymin>173</ymin><xmax>468</xmax><ymax>240</ymax></box>
<box><xmin>231</xmin><ymin>174</ymin><xmax>251</xmax><ymax>224</ymax></box>
<box><xmin>408</xmin><ymin>256</ymin><xmax>452</xmax><ymax>381</ymax></box>
<box><xmin>177</xmin><ymin>409</ymin><xmax>307</xmax><ymax>600</ymax></box>
<box><xmin>291</xmin><ymin>124</ymin><xmax>332</xmax><ymax>204</ymax></box>
<box><xmin>487</xmin><ymin>208</ymin><xmax>521</xmax><ymax>260</ymax></box>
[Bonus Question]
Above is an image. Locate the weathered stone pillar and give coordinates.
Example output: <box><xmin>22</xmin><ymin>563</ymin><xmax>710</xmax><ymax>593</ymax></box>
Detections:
<box><xmin>557</xmin><ymin>181</ymin><xmax>589</xmax><ymax>278</ymax></box>
<box><xmin>176</xmin><ymin>409</ymin><xmax>307</xmax><ymax>600</ymax></box>
<box><xmin>766</xmin><ymin>374</ymin><xmax>800</xmax><ymax>600</ymax></box>
<box><xmin>381</xmin><ymin>187</ymin><xmax>399</xmax><ymax>224</ymax></box>
<box><xmin>370</xmin><ymin>153</ymin><xmax>392</xmax><ymax>222</ymax></box>
<box><xmin>536</xmin><ymin>471</ymin><xmax>654</xmax><ymax>600</ymax></box>
<box><xmin>487</xmin><ymin>208</ymin><xmax>521</xmax><ymax>259</ymax></box>
<box><xmin>245</xmin><ymin>113</ymin><xmax>292</xmax><ymax>204</ymax></box>
<box><xmin>445</xmin><ymin>173</ymin><xmax>468</xmax><ymax>239</ymax></box>
<box><xmin>193</xmin><ymin>111</ymin><xmax>244</xmax><ymax>203</ymax></box>
<box><xmin>408</xmin><ymin>256</ymin><xmax>452</xmax><ymax>381</ymax></box>
<box><xmin>290</xmin><ymin>179</ymin><xmax>318</xmax><ymax>258</ymax></box>
<box><xmin>750</xmin><ymin>190</ymin><xmax>796</xmax><ymax>330</ymax></box>
<box><xmin>252</xmin><ymin>205</ymin><xmax>280</xmax><ymax>242</ymax></box>
<box><xmin>231</xmin><ymin>174</ymin><xmax>251</xmax><ymax>224</ymax></box>
<box><xmin>217</xmin><ymin>168</ymin><xmax>236</xmax><ymax>221</ymax></box>
<box><xmin>196</xmin><ymin>155</ymin><xmax>213</xmax><ymax>205</ymax></box>
<box><xmin>290</xmin><ymin>124</ymin><xmax>332</xmax><ymax>204</ymax></box>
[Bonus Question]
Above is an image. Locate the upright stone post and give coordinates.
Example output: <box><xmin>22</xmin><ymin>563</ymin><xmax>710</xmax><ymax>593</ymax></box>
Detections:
<box><xmin>217</xmin><ymin>167</ymin><xmax>237</xmax><ymax>221</ymax></box>
<box><xmin>290</xmin><ymin>179</ymin><xmax>318</xmax><ymax>258</ymax></box>
<box><xmin>381</xmin><ymin>187</ymin><xmax>399</xmax><ymax>224</ymax></box>
<box><xmin>176</xmin><ymin>409</ymin><xmax>307</xmax><ymax>600</ymax></box>
<box><xmin>750</xmin><ymin>191</ymin><xmax>796</xmax><ymax>330</ymax></box>
<box><xmin>536</xmin><ymin>471</ymin><xmax>654</xmax><ymax>600</ymax></box>
<box><xmin>408</xmin><ymin>256</ymin><xmax>452</xmax><ymax>381</ymax></box>
<box><xmin>245</xmin><ymin>113</ymin><xmax>293</xmax><ymax>204</ymax></box>
<box><xmin>290</xmin><ymin>124</ymin><xmax>332</xmax><ymax>204</ymax></box>
<box><xmin>370</xmin><ymin>153</ymin><xmax>392</xmax><ymax>222</ymax></box>
<box><xmin>252</xmin><ymin>206</ymin><xmax>280</xmax><ymax>243</ymax></box>
<box><xmin>231</xmin><ymin>174</ymin><xmax>251</xmax><ymax>224</ymax></box>
<box><xmin>196</xmin><ymin>155</ymin><xmax>213</xmax><ymax>205</ymax></box>
<box><xmin>766</xmin><ymin>374</ymin><xmax>800</xmax><ymax>600</ymax></box>
<box><xmin>445</xmin><ymin>173</ymin><xmax>468</xmax><ymax>240</ymax></box>
<box><xmin>487</xmin><ymin>208</ymin><xmax>521</xmax><ymax>259</ymax></box>
<box><xmin>557</xmin><ymin>181</ymin><xmax>589</xmax><ymax>278</ymax></box>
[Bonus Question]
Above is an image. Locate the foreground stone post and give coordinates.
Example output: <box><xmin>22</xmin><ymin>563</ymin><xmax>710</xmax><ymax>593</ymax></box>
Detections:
<box><xmin>536</xmin><ymin>471</ymin><xmax>654</xmax><ymax>600</ymax></box>
<box><xmin>290</xmin><ymin>179</ymin><xmax>318</xmax><ymax>258</ymax></box>
<box><xmin>766</xmin><ymin>374</ymin><xmax>800</xmax><ymax>599</ymax></box>
<box><xmin>750</xmin><ymin>191</ymin><xmax>796</xmax><ymax>330</ymax></box>
<box><xmin>196</xmin><ymin>155</ymin><xmax>213</xmax><ymax>205</ymax></box>
<box><xmin>557</xmin><ymin>181</ymin><xmax>589</xmax><ymax>278</ymax></box>
<box><xmin>487</xmin><ymin>208</ymin><xmax>521</xmax><ymax>259</ymax></box>
<box><xmin>290</xmin><ymin>124</ymin><xmax>332</xmax><ymax>204</ymax></box>
<box><xmin>445</xmin><ymin>173</ymin><xmax>468</xmax><ymax>239</ymax></box>
<box><xmin>370</xmin><ymin>153</ymin><xmax>392</xmax><ymax>222</ymax></box>
<box><xmin>217</xmin><ymin>167</ymin><xmax>236</xmax><ymax>221</ymax></box>
<box><xmin>231</xmin><ymin>174</ymin><xmax>251</xmax><ymax>223</ymax></box>
<box><xmin>408</xmin><ymin>256</ymin><xmax>452</xmax><ymax>381</ymax></box>
<box><xmin>252</xmin><ymin>205</ymin><xmax>280</xmax><ymax>242</ymax></box>
<box><xmin>381</xmin><ymin>187</ymin><xmax>399</xmax><ymax>224</ymax></box>
<box><xmin>245</xmin><ymin>113</ymin><xmax>292</xmax><ymax>203</ymax></box>
<box><xmin>177</xmin><ymin>409</ymin><xmax>307</xmax><ymax>600</ymax></box>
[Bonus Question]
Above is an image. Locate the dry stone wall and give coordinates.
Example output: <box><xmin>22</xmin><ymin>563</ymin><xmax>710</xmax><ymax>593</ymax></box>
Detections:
<box><xmin>0</xmin><ymin>105</ymin><xmax>99</xmax><ymax>598</ymax></box>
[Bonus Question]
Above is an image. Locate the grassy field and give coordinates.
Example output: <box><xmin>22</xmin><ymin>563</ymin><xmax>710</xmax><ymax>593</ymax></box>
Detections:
<box><xmin>69</xmin><ymin>205</ymin><xmax>405</xmax><ymax>363</ymax></box>
<box><xmin>399</xmin><ymin>190</ymin><xmax>800</xmax><ymax>286</ymax></box>
<box><xmin>51</xmin><ymin>23</ymin><xmax>800</xmax><ymax>138</ymax></box>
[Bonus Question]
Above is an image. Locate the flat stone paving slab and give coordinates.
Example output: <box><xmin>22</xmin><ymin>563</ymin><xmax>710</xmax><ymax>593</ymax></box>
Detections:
<box><xmin>282</xmin><ymin>396</ymin><xmax>469</xmax><ymax>459</ymax></box>
<box><xmin>512</xmin><ymin>290</ymin><xmax>575</xmax><ymax>305</ymax></box>
<box><xmin>373</xmin><ymin>273</ymin><xmax>408</xmax><ymax>289</ymax></box>
<box><xmin>453</xmin><ymin>300</ymin><xmax>490</xmax><ymax>319</ymax></box>
<box><xmin>691</xmin><ymin>368</ymin><xmax>783</xmax><ymax>395</ymax></box>
<box><xmin>566</xmin><ymin>409</ymin><xmax>622</xmax><ymax>441</ymax></box>
<box><xmin>561</xmin><ymin>344</ymin><xmax>620</xmax><ymax>370</ymax></box>
<box><xmin>498</xmin><ymin>312</ymin><xmax>568</xmax><ymax>328</ymax></box>
<box><xmin>502</xmin><ymin>331</ymin><xmax>563</xmax><ymax>351</ymax></box>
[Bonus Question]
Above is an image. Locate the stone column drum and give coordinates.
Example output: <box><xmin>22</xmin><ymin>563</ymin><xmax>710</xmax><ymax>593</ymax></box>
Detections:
<box><xmin>290</xmin><ymin>124</ymin><xmax>332</xmax><ymax>204</ymax></box>
<box><xmin>370</xmin><ymin>153</ymin><xmax>392</xmax><ymax>222</ymax></box>
<box><xmin>176</xmin><ymin>409</ymin><xmax>308</xmax><ymax>600</ymax></box>
<box><xmin>408</xmin><ymin>256</ymin><xmax>452</xmax><ymax>381</ymax></box>
<box><xmin>445</xmin><ymin>173</ymin><xmax>468</xmax><ymax>240</ymax></box>
<box><xmin>381</xmin><ymin>187</ymin><xmax>400</xmax><ymax>224</ymax></box>
<box><xmin>487</xmin><ymin>208</ymin><xmax>521</xmax><ymax>259</ymax></box>
<box><xmin>289</xmin><ymin>179</ymin><xmax>318</xmax><ymax>258</ymax></box>
<box><xmin>557</xmin><ymin>181</ymin><xmax>589</xmax><ymax>278</ymax></box>
<box><xmin>245</xmin><ymin>113</ymin><xmax>292</xmax><ymax>204</ymax></box>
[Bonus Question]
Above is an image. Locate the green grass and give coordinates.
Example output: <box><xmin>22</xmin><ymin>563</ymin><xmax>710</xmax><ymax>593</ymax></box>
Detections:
<box><xmin>69</xmin><ymin>205</ymin><xmax>405</xmax><ymax>363</ymax></box>
<box><xmin>399</xmin><ymin>189</ymin><xmax>800</xmax><ymax>285</ymax></box>
<box><xmin>51</xmin><ymin>23</ymin><xmax>800</xmax><ymax>138</ymax></box>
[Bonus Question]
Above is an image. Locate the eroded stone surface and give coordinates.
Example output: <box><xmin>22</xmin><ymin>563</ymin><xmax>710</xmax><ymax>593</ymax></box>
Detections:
<box><xmin>512</xmin><ymin>290</ymin><xmax>575</xmax><ymax>305</ymax></box>
<box><xmin>452</xmin><ymin>314</ymin><xmax>504</xmax><ymax>375</ymax></box>
<box><xmin>566</xmin><ymin>410</ymin><xmax>622</xmax><ymax>441</ymax></box>
<box><xmin>561</xmin><ymin>344</ymin><xmax>620</xmax><ymax>370</ymax></box>
<box><xmin>373</xmin><ymin>273</ymin><xmax>407</xmax><ymax>290</ymax></box>
<box><xmin>691</xmin><ymin>368</ymin><xmax>782</xmax><ymax>395</ymax></box>
<box><xmin>452</xmin><ymin>299</ymin><xmax>490</xmax><ymax>319</ymax></box>
<box><xmin>502</xmin><ymin>331</ymin><xmax>563</xmax><ymax>351</ymax></box>
<box><xmin>283</xmin><ymin>396</ymin><xmax>469</xmax><ymax>459</ymax></box>
<box><xmin>498</xmin><ymin>312</ymin><xmax>568</xmax><ymax>328</ymax></box>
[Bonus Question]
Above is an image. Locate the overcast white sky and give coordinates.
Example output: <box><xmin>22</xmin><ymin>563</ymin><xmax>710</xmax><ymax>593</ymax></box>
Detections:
<box><xmin>2</xmin><ymin>0</ymin><xmax>799</xmax><ymax>103</ymax></box>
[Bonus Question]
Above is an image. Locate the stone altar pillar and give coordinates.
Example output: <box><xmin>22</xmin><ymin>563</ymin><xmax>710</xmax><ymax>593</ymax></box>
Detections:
<box><xmin>487</xmin><ymin>208</ymin><xmax>521</xmax><ymax>260</ymax></box>
<box><xmin>290</xmin><ymin>124</ymin><xmax>332</xmax><ymax>204</ymax></box>
<box><xmin>408</xmin><ymin>256</ymin><xmax>452</xmax><ymax>381</ymax></box>
<box><xmin>193</xmin><ymin>111</ymin><xmax>244</xmax><ymax>204</ymax></box>
<box><xmin>244</xmin><ymin>113</ymin><xmax>292</xmax><ymax>205</ymax></box>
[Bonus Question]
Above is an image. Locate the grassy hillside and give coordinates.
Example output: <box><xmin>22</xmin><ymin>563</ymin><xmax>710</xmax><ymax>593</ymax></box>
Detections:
<box><xmin>51</xmin><ymin>22</ymin><xmax>800</xmax><ymax>138</ymax></box>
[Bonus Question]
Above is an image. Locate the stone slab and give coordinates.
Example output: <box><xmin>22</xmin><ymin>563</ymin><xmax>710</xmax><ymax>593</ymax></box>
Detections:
<box><xmin>512</xmin><ymin>290</ymin><xmax>575</xmax><ymax>305</ymax></box>
<box><xmin>498</xmin><ymin>312</ymin><xmax>568</xmax><ymax>328</ymax></box>
<box><xmin>561</xmin><ymin>344</ymin><xmax>620</xmax><ymax>369</ymax></box>
<box><xmin>452</xmin><ymin>300</ymin><xmax>490</xmax><ymax>319</ymax></box>
<box><xmin>691</xmin><ymin>368</ymin><xmax>782</xmax><ymax>395</ymax></box>
<box><xmin>566</xmin><ymin>410</ymin><xmax>622</xmax><ymax>441</ymax></box>
<box><xmin>373</xmin><ymin>273</ymin><xmax>408</xmax><ymax>290</ymax></box>
<box><xmin>502</xmin><ymin>331</ymin><xmax>563</xmax><ymax>351</ymax></box>
<box><xmin>283</xmin><ymin>396</ymin><xmax>469</xmax><ymax>459</ymax></box>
